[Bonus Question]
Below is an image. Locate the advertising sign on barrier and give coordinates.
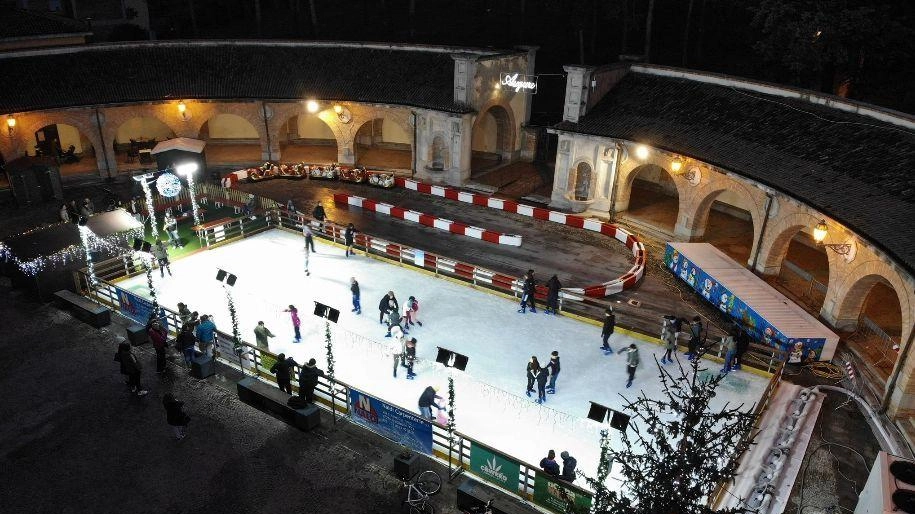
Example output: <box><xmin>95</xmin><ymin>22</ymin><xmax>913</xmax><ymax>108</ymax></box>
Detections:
<box><xmin>348</xmin><ymin>388</ymin><xmax>433</xmax><ymax>454</ymax></box>
<box><xmin>532</xmin><ymin>473</ymin><xmax>592</xmax><ymax>514</ymax></box>
<box><xmin>468</xmin><ymin>441</ymin><xmax>521</xmax><ymax>492</ymax></box>
<box><xmin>118</xmin><ymin>288</ymin><xmax>167</xmax><ymax>331</ymax></box>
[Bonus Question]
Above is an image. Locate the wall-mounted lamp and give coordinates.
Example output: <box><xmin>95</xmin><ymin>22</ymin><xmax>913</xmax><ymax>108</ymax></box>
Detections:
<box><xmin>333</xmin><ymin>104</ymin><xmax>352</xmax><ymax>124</ymax></box>
<box><xmin>670</xmin><ymin>157</ymin><xmax>684</xmax><ymax>173</ymax></box>
<box><xmin>306</xmin><ymin>100</ymin><xmax>320</xmax><ymax>113</ymax></box>
<box><xmin>812</xmin><ymin>219</ymin><xmax>855</xmax><ymax>259</ymax></box>
<box><xmin>634</xmin><ymin>144</ymin><xmax>649</xmax><ymax>160</ymax></box>
<box><xmin>6</xmin><ymin>115</ymin><xmax>16</xmax><ymax>137</ymax></box>
<box><xmin>177</xmin><ymin>101</ymin><xmax>190</xmax><ymax>122</ymax></box>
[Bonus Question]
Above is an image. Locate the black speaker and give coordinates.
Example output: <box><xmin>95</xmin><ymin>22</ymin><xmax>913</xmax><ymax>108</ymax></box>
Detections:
<box><xmin>216</xmin><ymin>269</ymin><xmax>227</xmax><ymax>282</ymax></box>
<box><xmin>610</xmin><ymin>410</ymin><xmax>631</xmax><ymax>432</ymax></box>
<box><xmin>587</xmin><ymin>402</ymin><xmax>609</xmax><ymax>422</ymax></box>
<box><xmin>435</xmin><ymin>347</ymin><xmax>469</xmax><ymax>371</ymax></box>
<box><xmin>313</xmin><ymin>301</ymin><xmax>339</xmax><ymax>323</ymax></box>
<box><xmin>226</xmin><ymin>274</ymin><xmax>237</xmax><ymax>287</ymax></box>
<box><xmin>436</xmin><ymin>347</ymin><xmax>452</xmax><ymax>366</ymax></box>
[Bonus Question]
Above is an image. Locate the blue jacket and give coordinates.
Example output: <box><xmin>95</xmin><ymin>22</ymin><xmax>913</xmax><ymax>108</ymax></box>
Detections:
<box><xmin>196</xmin><ymin>320</ymin><xmax>216</xmax><ymax>343</ymax></box>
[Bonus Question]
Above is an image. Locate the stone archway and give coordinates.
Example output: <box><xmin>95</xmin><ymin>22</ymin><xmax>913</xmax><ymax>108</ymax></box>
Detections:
<box><xmin>272</xmin><ymin>105</ymin><xmax>342</xmax><ymax>165</ymax></box>
<box><xmin>353</xmin><ymin>116</ymin><xmax>413</xmax><ymax>169</ymax></box>
<box><xmin>197</xmin><ymin>113</ymin><xmax>263</xmax><ymax>165</ymax></box>
<box><xmin>618</xmin><ymin>163</ymin><xmax>684</xmax><ymax>234</ymax></box>
<box><xmin>112</xmin><ymin>116</ymin><xmax>176</xmax><ymax>169</ymax></box>
<box><xmin>471</xmin><ymin>104</ymin><xmax>514</xmax><ymax>176</ymax></box>
<box><xmin>32</xmin><ymin>122</ymin><xmax>100</xmax><ymax>176</ymax></box>
<box><xmin>685</xmin><ymin>181</ymin><xmax>763</xmax><ymax>265</ymax></box>
<box><xmin>16</xmin><ymin>112</ymin><xmax>107</xmax><ymax>176</ymax></box>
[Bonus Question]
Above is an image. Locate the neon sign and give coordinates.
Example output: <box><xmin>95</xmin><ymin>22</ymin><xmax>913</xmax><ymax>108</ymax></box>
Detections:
<box><xmin>500</xmin><ymin>72</ymin><xmax>538</xmax><ymax>94</ymax></box>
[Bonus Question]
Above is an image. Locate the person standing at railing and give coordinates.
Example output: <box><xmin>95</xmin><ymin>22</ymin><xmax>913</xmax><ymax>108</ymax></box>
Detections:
<box><xmin>284</xmin><ymin>305</ymin><xmax>301</xmax><ymax>343</ymax></box>
<box><xmin>148</xmin><ymin>319</ymin><xmax>169</xmax><ymax>374</ymax></box>
<box><xmin>152</xmin><ymin>240</ymin><xmax>172</xmax><ymax>278</ymax></box>
<box><xmin>175</xmin><ymin>323</ymin><xmax>197</xmax><ymax>368</ymax></box>
<box><xmin>312</xmin><ymin>202</ymin><xmax>326</xmax><ymax>233</ymax></box>
<box><xmin>344</xmin><ymin>223</ymin><xmax>357</xmax><ymax>257</ymax></box>
<box><xmin>195</xmin><ymin>315</ymin><xmax>217</xmax><ymax>357</ymax></box>
<box><xmin>270</xmin><ymin>353</ymin><xmax>297</xmax><ymax>395</ymax></box>
<box><xmin>559</xmin><ymin>451</ymin><xmax>577</xmax><ymax>483</ymax></box>
<box><xmin>720</xmin><ymin>331</ymin><xmax>737</xmax><ymax>375</ymax></box>
<box><xmin>350</xmin><ymin>277</ymin><xmax>361</xmax><ymax>314</ymax></box>
<box><xmin>298</xmin><ymin>358</ymin><xmax>325</xmax><ymax>405</ymax></box>
<box><xmin>253</xmin><ymin>321</ymin><xmax>275</xmax><ymax>350</ymax></box>
<box><xmin>544</xmin><ymin>275</ymin><xmax>561</xmax><ymax>315</ymax></box>
<box><xmin>686</xmin><ymin>316</ymin><xmax>704</xmax><ymax>361</ymax></box>
<box><xmin>539</xmin><ymin>450</ymin><xmax>560</xmax><ymax>477</ymax></box>
<box><xmin>417</xmin><ymin>385</ymin><xmax>444</xmax><ymax>420</ymax></box>
<box><xmin>177</xmin><ymin>302</ymin><xmax>192</xmax><ymax>327</ymax></box>
<box><xmin>517</xmin><ymin>269</ymin><xmax>537</xmax><ymax>313</ymax></box>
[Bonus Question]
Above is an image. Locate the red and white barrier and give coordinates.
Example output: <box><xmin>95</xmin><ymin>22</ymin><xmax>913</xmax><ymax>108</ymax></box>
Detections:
<box><xmin>333</xmin><ymin>193</ymin><xmax>523</xmax><ymax>247</ymax></box>
<box><xmin>395</xmin><ymin>178</ymin><xmax>646</xmax><ymax>298</ymax></box>
<box><xmin>222</xmin><ymin>169</ymin><xmax>249</xmax><ymax>187</ymax></box>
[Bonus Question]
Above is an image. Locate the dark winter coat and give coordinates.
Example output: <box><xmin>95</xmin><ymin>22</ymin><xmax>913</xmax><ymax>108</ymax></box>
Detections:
<box><xmin>535</xmin><ymin>367</ymin><xmax>549</xmax><ymax>386</ymax></box>
<box><xmin>602</xmin><ymin>313</ymin><xmax>616</xmax><ymax>335</ymax></box>
<box><xmin>148</xmin><ymin>325</ymin><xmax>168</xmax><ymax>351</ymax></box>
<box><xmin>118</xmin><ymin>349</ymin><xmax>140</xmax><ymax>374</ymax></box>
<box><xmin>298</xmin><ymin>364</ymin><xmax>325</xmax><ymax>388</ymax></box>
<box><xmin>522</xmin><ymin>276</ymin><xmax>535</xmax><ymax>296</ymax></box>
<box><xmin>270</xmin><ymin>357</ymin><xmax>296</xmax><ymax>382</ymax></box>
<box><xmin>690</xmin><ymin>320</ymin><xmax>703</xmax><ymax>340</ymax></box>
<box><xmin>378</xmin><ymin>294</ymin><xmax>398</xmax><ymax>313</ymax></box>
<box><xmin>351</xmin><ymin>281</ymin><xmax>360</xmax><ymax>297</ymax></box>
<box><xmin>561</xmin><ymin>455</ymin><xmax>577</xmax><ymax>482</ymax></box>
<box><xmin>540</xmin><ymin>458</ymin><xmax>560</xmax><ymax>477</ymax></box>
<box><xmin>418</xmin><ymin>386</ymin><xmax>443</xmax><ymax>409</ymax></box>
<box><xmin>736</xmin><ymin>331</ymin><xmax>751</xmax><ymax>355</ymax></box>
<box><xmin>546</xmin><ymin>276</ymin><xmax>561</xmax><ymax>303</ymax></box>
<box><xmin>164</xmin><ymin>398</ymin><xmax>190</xmax><ymax>426</ymax></box>
<box><xmin>312</xmin><ymin>204</ymin><xmax>326</xmax><ymax>221</ymax></box>
<box><xmin>547</xmin><ymin>357</ymin><xmax>560</xmax><ymax>376</ymax></box>
<box><xmin>526</xmin><ymin>362</ymin><xmax>540</xmax><ymax>380</ymax></box>
<box><xmin>176</xmin><ymin>330</ymin><xmax>196</xmax><ymax>351</ymax></box>
<box><xmin>344</xmin><ymin>227</ymin><xmax>356</xmax><ymax>245</ymax></box>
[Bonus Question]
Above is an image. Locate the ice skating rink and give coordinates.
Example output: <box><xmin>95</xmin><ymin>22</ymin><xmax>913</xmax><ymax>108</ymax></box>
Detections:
<box><xmin>119</xmin><ymin>229</ymin><xmax>767</xmax><ymax>477</ymax></box>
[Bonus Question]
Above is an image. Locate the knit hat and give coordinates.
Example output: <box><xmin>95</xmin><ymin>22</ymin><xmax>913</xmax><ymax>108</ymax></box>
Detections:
<box><xmin>560</xmin><ymin>451</ymin><xmax>569</xmax><ymax>459</ymax></box>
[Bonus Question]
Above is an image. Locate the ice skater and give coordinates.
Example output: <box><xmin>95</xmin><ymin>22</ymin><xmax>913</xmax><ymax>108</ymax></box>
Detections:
<box><xmin>544</xmin><ymin>274</ymin><xmax>561</xmax><ymax>314</ymax></box>
<box><xmin>518</xmin><ymin>269</ymin><xmax>537</xmax><ymax>313</ymax></box>
<box><xmin>284</xmin><ymin>305</ymin><xmax>301</xmax><ymax>342</ymax></box>
<box><xmin>687</xmin><ymin>316</ymin><xmax>704</xmax><ymax>360</ymax></box>
<box><xmin>404</xmin><ymin>337</ymin><xmax>417</xmax><ymax>379</ymax></box>
<box><xmin>152</xmin><ymin>240</ymin><xmax>172</xmax><ymax>278</ymax></box>
<box><xmin>525</xmin><ymin>356</ymin><xmax>541</xmax><ymax>397</ymax></box>
<box><xmin>384</xmin><ymin>300</ymin><xmax>402</xmax><ymax>337</ymax></box>
<box><xmin>303</xmin><ymin>223</ymin><xmax>316</xmax><ymax>253</ymax></box>
<box><xmin>660</xmin><ymin>323</ymin><xmax>677</xmax><ymax>364</ymax></box>
<box><xmin>720</xmin><ymin>330</ymin><xmax>737</xmax><ymax>374</ymax></box>
<box><xmin>404</xmin><ymin>296</ymin><xmax>422</xmax><ymax>327</ymax></box>
<box><xmin>344</xmin><ymin>223</ymin><xmax>357</xmax><ymax>257</ymax></box>
<box><xmin>254</xmin><ymin>321</ymin><xmax>275</xmax><ymax>350</ymax></box>
<box><xmin>601</xmin><ymin>308</ymin><xmax>615</xmax><ymax>353</ymax></box>
<box><xmin>546</xmin><ymin>350</ymin><xmax>560</xmax><ymax>394</ymax></box>
<box><xmin>535</xmin><ymin>364</ymin><xmax>549</xmax><ymax>404</ymax></box>
<box><xmin>387</xmin><ymin>326</ymin><xmax>404</xmax><ymax>378</ymax></box>
<box><xmin>625</xmin><ymin>344</ymin><xmax>640</xmax><ymax>388</ymax></box>
<box><xmin>378</xmin><ymin>291</ymin><xmax>398</xmax><ymax>324</ymax></box>
<box><xmin>417</xmin><ymin>385</ymin><xmax>444</xmax><ymax>420</ymax></box>
<box><xmin>350</xmin><ymin>277</ymin><xmax>361</xmax><ymax>314</ymax></box>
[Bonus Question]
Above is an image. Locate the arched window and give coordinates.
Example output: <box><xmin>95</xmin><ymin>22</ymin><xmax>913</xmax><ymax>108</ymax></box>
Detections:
<box><xmin>572</xmin><ymin>162</ymin><xmax>593</xmax><ymax>201</ymax></box>
<box><xmin>431</xmin><ymin>134</ymin><xmax>446</xmax><ymax>170</ymax></box>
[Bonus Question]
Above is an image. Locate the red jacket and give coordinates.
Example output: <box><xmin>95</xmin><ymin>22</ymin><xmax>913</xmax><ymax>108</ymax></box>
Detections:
<box><xmin>149</xmin><ymin>326</ymin><xmax>168</xmax><ymax>350</ymax></box>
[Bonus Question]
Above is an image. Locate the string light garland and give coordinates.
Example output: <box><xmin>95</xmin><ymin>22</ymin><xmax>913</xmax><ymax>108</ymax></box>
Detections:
<box><xmin>185</xmin><ymin>172</ymin><xmax>202</xmax><ymax>226</ymax></box>
<box><xmin>0</xmin><ymin>227</ymin><xmax>142</xmax><ymax>276</ymax></box>
<box><xmin>227</xmin><ymin>286</ymin><xmax>240</xmax><ymax>354</ymax></box>
<box><xmin>138</xmin><ymin>177</ymin><xmax>158</xmax><ymax>239</ymax></box>
<box><xmin>78</xmin><ymin>224</ymin><xmax>97</xmax><ymax>288</ymax></box>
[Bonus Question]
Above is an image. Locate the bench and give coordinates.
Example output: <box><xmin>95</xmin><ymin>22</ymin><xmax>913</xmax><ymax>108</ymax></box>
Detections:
<box><xmin>236</xmin><ymin>377</ymin><xmax>321</xmax><ymax>431</ymax></box>
<box><xmin>53</xmin><ymin>290</ymin><xmax>111</xmax><ymax>328</ymax></box>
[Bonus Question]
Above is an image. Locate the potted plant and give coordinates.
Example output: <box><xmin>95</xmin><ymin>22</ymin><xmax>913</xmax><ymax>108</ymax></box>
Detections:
<box><xmin>393</xmin><ymin>443</ymin><xmax>420</xmax><ymax>480</ymax></box>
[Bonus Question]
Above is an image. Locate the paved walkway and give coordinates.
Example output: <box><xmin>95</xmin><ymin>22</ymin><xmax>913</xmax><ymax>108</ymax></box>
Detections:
<box><xmin>0</xmin><ymin>285</ymin><xmax>536</xmax><ymax>514</ymax></box>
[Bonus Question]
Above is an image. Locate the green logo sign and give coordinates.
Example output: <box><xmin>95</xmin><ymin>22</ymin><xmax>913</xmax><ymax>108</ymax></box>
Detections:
<box><xmin>469</xmin><ymin>442</ymin><xmax>521</xmax><ymax>491</ymax></box>
<box><xmin>532</xmin><ymin>472</ymin><xmax>593</xmax><ymax>514</ymax></box>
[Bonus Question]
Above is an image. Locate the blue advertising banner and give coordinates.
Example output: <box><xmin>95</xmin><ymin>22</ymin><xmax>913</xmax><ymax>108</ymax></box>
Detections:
<box><xmin>663</xmin><ymin>244</ymin><xmax>826</xmax><ymax>360</ymax></box>
<box><xmin>117</xmin><ymin>288</ymin><xmax>168</xmax><ymax>332</ymax></box>
<box><xmin>348</xmin><ymin>388</ymin><xmax>433</xmax><ymax>454</ymax></box>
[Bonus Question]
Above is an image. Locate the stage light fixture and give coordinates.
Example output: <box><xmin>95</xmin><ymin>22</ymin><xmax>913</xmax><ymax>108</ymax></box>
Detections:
<box><xmin>435</xmin><ymin>347</ymin><xmax>469</xmax><ymax>371</ymax></box>
<box><xmin>313</xmin><ymin>301</ymin><xmax>340</xmax><ymax>323</ymax></box>
<box><xmin>176</xmin><ymin>162</ymin><xmax>198</xmax><ymax>175</ymax></box>
<box><xmin>215</xmin><ymin>269</ymin><xmax>237</xmax><ymax>286</ymax></box>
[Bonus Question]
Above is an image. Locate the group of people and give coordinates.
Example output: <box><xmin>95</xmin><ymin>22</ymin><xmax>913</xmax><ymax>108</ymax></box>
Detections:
<box><xmin>268</xmin><ymin>353</ymin><xmax>326</xmax><ymax>405</ymax></box>
<box><xmin>517</xmin><ymin>269</ymin><xmax>562</xmax><ymax>315</ymax></box>
<box><xmin>379</xmin><ymin>290</ymin><xmax>422</xmax><ymax>337</ymax></box>
<box><xmin>58</xmin><ymin>198</ymin><xmax>95</xmax><ymax>223</ymax></box>
<box><xmin>525</xmin><ymin>351</ymin><xmax>561</xmax><ymax>404</ymax></box>
<box><xmin>540</xmin><ymin>449</ymin><xmax>577</xmax><ymax>483</ymax></box>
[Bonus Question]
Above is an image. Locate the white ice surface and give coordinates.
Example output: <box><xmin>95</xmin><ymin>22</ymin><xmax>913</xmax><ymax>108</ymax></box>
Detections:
<box><xmin>119</xmin><ymin>229</ymin><xmax>768</xmax><ymax>479</ymax></box>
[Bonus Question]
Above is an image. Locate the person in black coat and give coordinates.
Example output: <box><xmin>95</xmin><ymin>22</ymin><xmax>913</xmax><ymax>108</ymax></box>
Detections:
<box><xmin>344</xmin><ymin>223</ymin><xmax>357</xmax><ymax>257</ymax></box>
<box><xmin>546</xmin><ymin>351</ymin><xmax>560</xmax><ymax>394</ymax></box>
<box><xmin>350</xmin><ymin>277</ymin><xmax>361</xmax><ymax>314</ymax></box>
<box><xmin>560</xmin><ymin>451</ymin><xmax>577</xmax><ymax>482</ymax></box>
<box><xmin>525</xmin><ymin>356</ymin><xmax>541</xmax><ymax>398</ymax></box>
<box><xmin>535</xmin><ymin>365</ymin><xmax>549</xmax><ymax>404</ymax></box>
<box><xmin>115</xmin><ymin>342</ymin><xmax>148</xmax><ymax>397</ymax></box>
<box><xmin>601</xmin><ymin>308</ymin><xmax>616</xmax><ymax>352</ymax></box>
<box><xmin>378</xmin><ymin>291</ymin><xmax>399</xmax><ymax>324</ymax></box>
<box><xmin>163</xmin><ymin>393</ymin><xmax>190</xmax><ymax>440</ymax></box>
<box><xmin>734</xmin><ymin>323</ymin><xmax>751</xmax><ymax>370</ymax></box>
<box><xmin>298</xmin><ymin>358</ymin><xmax>325</xmax><ymax>404</ymax></box>
<box><xmin>417</xmin><ymin>385</ymin><xmax>444</xmax><ymax>420</ymax></box>
<box><xmin>517</xmin><ymin>269</ymin><xmax>537</xmax><ymax>313</ymax></box>
<box><xmin>312</xmin><ymin>202</ymin><xmax>326</xmax><ymax>232</ymax></box>
<box><xmin>270</xmin><ymin>353</ymin><xmax>297</xmax><ymax>394</ymax></box>
<box><xmin>545</xmin><ymin>275</ymin><xmax>561</xmax><ymax>314</ymax></box>
<box><xmin>175</xmin><ymin>323</ymin><xmax>197</xmax><ymax>368</ymax></box>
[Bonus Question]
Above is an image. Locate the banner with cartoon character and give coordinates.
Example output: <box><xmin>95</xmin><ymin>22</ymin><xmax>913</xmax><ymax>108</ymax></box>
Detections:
<box><xmin>664</xmin><ymin>243</ymin><xmax>829</xmax><ymax>360</ymax></box>
<box><xmin>532</xmin><ymin>472</ymin><xmax>593</xmax><ymax>514</ymax></box>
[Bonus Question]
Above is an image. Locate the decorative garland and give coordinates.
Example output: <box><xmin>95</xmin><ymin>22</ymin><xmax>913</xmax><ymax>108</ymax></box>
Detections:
<box><xmin>143</xmin><ymin>255</ymin><xmax>159</xmax><ymax>319</ymax></box>
<box><xmin>447</xmin><ymin>375</ymin><xmax>456</xmax><ymax>453</ymax></box>
<box><xmin>77</xmin><ymin>225</ymin><xmax>97</xmax><ymax>288</ymax></box>
<box><xmin>186</xmin><ymin>173</ymin><xmax>202</xmax><ymax>226</ymax></box>
<box><xmin>0</xmin><ymin>227</ymin><xmax>141</xmax><ymax>276</ymax></box>
<box><xmin>325</xmin><ymin>321</ymin><xmax>335</xmax><ymax>380</ymax></box>
<box><xmin>227</xmin><ymin>287</ymin><xmax>241</xmax><ymax>354</ymax></box>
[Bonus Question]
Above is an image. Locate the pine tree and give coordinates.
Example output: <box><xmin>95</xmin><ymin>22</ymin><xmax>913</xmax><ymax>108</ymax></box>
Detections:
<box><xmin>582</xmin><ymin>350</ymin><xmax>757</xmax><ymax>514</ymax></box>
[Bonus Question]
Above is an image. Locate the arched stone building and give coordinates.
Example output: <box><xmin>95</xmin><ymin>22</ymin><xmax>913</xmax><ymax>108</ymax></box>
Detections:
<box><xmin>549</xmin><ymin>64</ymin><xmax>915</xmax><ymax>429</ymax></box>
<box><xmin>0</xmin><ymin>41</ymin><xmax>535</xmax><ymax>185</ymax></box>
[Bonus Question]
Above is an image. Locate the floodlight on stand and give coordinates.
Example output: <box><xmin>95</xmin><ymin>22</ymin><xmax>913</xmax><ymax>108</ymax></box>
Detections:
<box><xmin>176</xmin><ymin>162</ymin><xmax>198</xmax><ymax>175</ymax></box>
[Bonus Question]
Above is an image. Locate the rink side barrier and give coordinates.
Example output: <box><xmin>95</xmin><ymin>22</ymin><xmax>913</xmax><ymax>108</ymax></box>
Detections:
<box><xmin>72</xmin><ymin>267</ymin><xmax>594</xmax><ymax>511</ymax></box>
<box><xmin>394</xmin><ymin>177</ymin><xmax>647</xmax><ymax>298</ymax></box>
<box><xmin>332</xmin><ymin>193</ymin><xmax>523</xmax><ymax>246</ymax></box>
